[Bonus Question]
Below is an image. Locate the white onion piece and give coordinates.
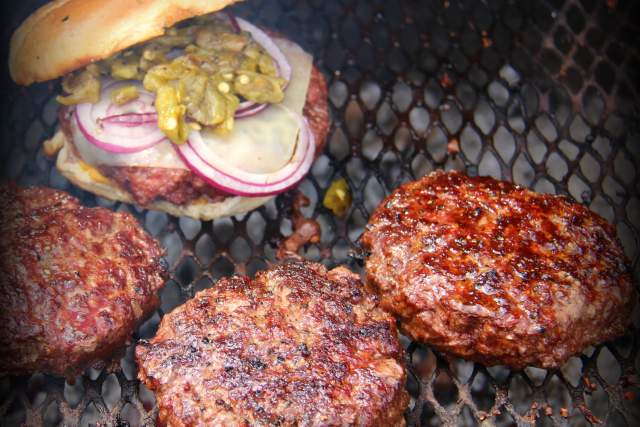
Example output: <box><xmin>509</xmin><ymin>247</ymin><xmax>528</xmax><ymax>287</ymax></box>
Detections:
<box><xmin>75</xmin><ymin>81</ymin><xmax>166</xmax><ymax>153</ymax></box>
<box><xmin>176</xmin><ymin>112</ymin><xmax>315</xmax><ymax>196</ymax></box>
<box><xmin>233</xmin><ymin>17</ymin><xmax>292</xmax><ymax>117</ymax></box>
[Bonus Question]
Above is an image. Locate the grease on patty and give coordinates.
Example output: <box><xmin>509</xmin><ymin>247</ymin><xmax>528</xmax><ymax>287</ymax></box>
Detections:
<box><xmin>0</xmin><ymin>185</ymin><xmax>166</xmax><ymax>377</ymax></box>
<box><xmin>136</xmin><ymin>261</ymin><xmax>408</xmax><ymax>426</ymax></box>
<box><xmin>361</xmin><ymin>170</ymin><xmax>635</xmax><ymax>369</ymax></box>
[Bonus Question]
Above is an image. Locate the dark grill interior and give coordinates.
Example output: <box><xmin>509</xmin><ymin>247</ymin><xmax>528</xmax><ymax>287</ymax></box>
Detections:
<box><xmin>1</xmin><ymin>0</ymin><xmax>639</xmax><ymax>425</ymax></box>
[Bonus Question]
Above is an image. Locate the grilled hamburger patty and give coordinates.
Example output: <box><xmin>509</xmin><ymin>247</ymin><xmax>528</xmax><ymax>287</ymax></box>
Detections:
<box><xmin>60</xmin><ymin>64</ymin><xmax>329</xmax><ymax>206</ymax></box>
<box><xmin>136</xmin><ymin>261</ymin><xmax>408</xmax><ymax>426</ymax></box>
<box><xmin>0</xmin><ymin>185</ymin><xmax>166</xmax><ymax>377</ymax></box>
<box><xmin>99</xmin><ymin>167</ymin><xmax>228</xmax><ymax>206</ymax></box>
<box><xmin>361</xmin><ymin>171</ymin><xmax>635</xmax><ymax>369</ymax></box>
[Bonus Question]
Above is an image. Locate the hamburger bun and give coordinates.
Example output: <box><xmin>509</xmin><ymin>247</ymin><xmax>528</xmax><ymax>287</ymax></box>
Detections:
<box><xmin>10</xmin><ymin>0</ymin><xmax>241</xmax><ymax>85</ymax></box>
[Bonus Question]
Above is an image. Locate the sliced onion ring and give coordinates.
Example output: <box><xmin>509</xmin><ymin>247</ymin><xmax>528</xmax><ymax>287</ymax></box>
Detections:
<box><xmin>105</xmin><ymin>95</ymin><xmax>156</xmax><ymax>116</ymax></box>
<box><xmin>176</xmin><ymin>113</ymin><xmax>315</xmax><ymax>197</ymax></box>
<box><xmin>102</xmin><ymin>112</ymin><xmax>158</xmax><ymax>127</ymax></box>
<box><xmin>235</xmin><ymin>103</ymin><xmax>268</xmax><ymax>118</ymax></box>
<box><xmin>103</xmin><ymin>81</ymin><xmax>156</xmax><ymax>116</ymax></box>
<box><xmin>226</xmin><ymin>12</ymin><xmax>241</xmax><ymax>33</ymax></box>
<box><xmin>233</xmin><ymin>16</ymin><xmax>292</xmax><ymax>118</ymax></box>
<box><xmin>235</xmin><ymin>17</ymin><xmax>292</xmax><ymax>83</ymax></box>
<box><xmin>75</xmin><ymin>81</ymin><xmax>167</xmax><ymax>153</ymax></box>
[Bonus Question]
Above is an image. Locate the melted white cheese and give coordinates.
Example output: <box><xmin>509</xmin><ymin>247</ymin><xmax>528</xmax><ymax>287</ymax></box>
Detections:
<box><xmin>72</xmin><ymin>38</ymin><xmax>313</xmax><ymax>172</ymax></box>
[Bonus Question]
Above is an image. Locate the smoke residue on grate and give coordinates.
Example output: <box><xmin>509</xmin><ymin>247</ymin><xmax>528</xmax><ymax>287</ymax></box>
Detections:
<box><xmin>1</xmin><ymin>0</ymin><xmax>639</xmax><ymax>426</ymax></box>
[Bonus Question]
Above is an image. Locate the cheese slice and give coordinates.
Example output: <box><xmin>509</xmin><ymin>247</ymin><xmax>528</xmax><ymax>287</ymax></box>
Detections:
<box><xmin>71</xmin><ymin>38</ymin><xmax>314</xmax><ymax>172</ymax></box>
<box><xmin>77</xmin><ymin>159</ymin><xmax>111</xmax><ymax>184</ymax></box>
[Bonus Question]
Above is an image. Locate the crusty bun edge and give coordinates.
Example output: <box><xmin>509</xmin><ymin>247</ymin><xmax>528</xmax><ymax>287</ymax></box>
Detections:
<box><xmin>10</xmin><ymin>0</ymin><xmax>241</xmax><ymax>85</ymax></box>
<box><xmin>56</xmin><ymin>138</ymin><xmax>272</xmax><ymax>221</ymax></box>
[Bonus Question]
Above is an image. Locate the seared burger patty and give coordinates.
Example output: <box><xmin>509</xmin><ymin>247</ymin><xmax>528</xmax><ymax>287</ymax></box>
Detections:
<box><xmin>0</xmin><ymin>185</ymin><xmax>166</xmax><ymax>377</ymax></box>
<box><xmin>361</xmin><ymin>171</ymin><xmax>635</xmax><ymax>369</ymax></box>
<box><xmin>98</xmin><ymin>167</ymin><xmax>228</xmax><ymax>206</ymax></box>
<box><xmin>136</xmin><ymin>261</ymin><xmax>408</xmax><ymax>426</ymax></box>
<box><xmin>60</xmin><ymin>65</ymin><xmax>329</xmax><ymax>207</ymax></box>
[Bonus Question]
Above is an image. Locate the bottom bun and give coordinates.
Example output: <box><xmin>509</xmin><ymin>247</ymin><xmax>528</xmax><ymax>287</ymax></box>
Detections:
<box><xmin>56</xmin><ymin>139</ymin><xmax>273</xmax><ymax>220</ymax></box>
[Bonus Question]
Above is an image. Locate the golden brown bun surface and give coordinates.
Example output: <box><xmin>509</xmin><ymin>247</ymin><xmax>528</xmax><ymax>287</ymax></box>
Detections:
<box><xmin>10</xmin><ymin>0</ymin><xmax>241</xmax><ymax>85</ymax></box>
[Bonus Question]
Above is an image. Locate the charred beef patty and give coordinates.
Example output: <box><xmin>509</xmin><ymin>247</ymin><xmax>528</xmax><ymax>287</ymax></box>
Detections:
<box><xmin>136</xmin><ymin>261</ymin><xmax>408</xmax><ymax>426</ymax></box>
<box><xmin>60</xmin><ymin>64</ymin><xmax>329</xmax><ymax>206</ymax></box>
<box><xmin>361</xmin><ymin>171</ymin><xmax>635</xmax><ymax>369</ymax></box>
<box><xmin>0</xmin><ymin>185</ymin><xmax>166</xmax><ymax>377</ymax></box>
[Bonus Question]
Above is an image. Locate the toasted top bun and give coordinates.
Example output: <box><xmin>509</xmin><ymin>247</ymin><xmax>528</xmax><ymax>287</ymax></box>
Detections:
<box><xmin>10</xmin><ymin>0</ymin><xmax>241</xmax><ymax>85</ymax></box>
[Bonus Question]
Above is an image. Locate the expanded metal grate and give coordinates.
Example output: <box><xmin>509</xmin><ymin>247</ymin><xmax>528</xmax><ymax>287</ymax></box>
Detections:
<box><xmin>1</xmin><ymin>0</ymin><xmax>639</xmax><ymax>425</ymax></box>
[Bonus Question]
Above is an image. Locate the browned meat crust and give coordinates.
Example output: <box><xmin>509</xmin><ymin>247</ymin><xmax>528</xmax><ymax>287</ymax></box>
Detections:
<box><xmin>0</xmin><ymin>184</ymin><xmax>166</xmax><ymax>377</ymax></box>
<box><xmin>303</xmin><ymin>64</ymin><xmax>330</xmax><ymax>155</ymax></box>
<box><xmin>98</xmin><ymin>167</ymin><xmax>228</xmax><ymax>206</ymax></box>
<box><xmin>136</xmin><ymin>261</ymin><xmax>408</xmax><ymax>427</ymax></box>
<box><xmin>360</xmin><ymin>171</ymin><xmax>636</xmax><ymax>369</ymax></box>
<box><xmin>72</xmin><ymin>62</ymin><xmax>329</xmax><ymax>207</ymax></box>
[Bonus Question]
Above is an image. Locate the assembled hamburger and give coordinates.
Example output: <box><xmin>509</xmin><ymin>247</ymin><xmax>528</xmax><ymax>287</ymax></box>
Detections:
<box><xmin>10</xmin><ymin>0</ymin><xmax>329</xmax><ymax>220</ymax></box>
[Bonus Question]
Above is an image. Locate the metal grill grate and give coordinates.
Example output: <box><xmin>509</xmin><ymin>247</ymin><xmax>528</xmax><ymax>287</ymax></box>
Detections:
<box><xmin>1</xmin><ymin>0</ymin><xmax>639</xmax><ymax>426</ymax></box>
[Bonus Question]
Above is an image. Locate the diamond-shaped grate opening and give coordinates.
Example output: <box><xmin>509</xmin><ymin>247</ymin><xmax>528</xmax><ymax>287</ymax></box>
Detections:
<box><xmin>1</xmin><ymin>0</ymin><xmax>639</xmax><ymax>426</ymax></box>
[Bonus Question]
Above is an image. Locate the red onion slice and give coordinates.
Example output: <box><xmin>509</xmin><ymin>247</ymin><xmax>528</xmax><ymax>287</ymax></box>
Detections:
<box><xmin>103</xmin><ymin>81</ymin><xmax>157</xmax><ymax>116</ymax></box>
<box><xmin>74</xmin><ymin>81</ymin><xmax>167</xmax><ymax>153</ymax></box>
<box><xmin>100</xmin><ymin>120</ymin><xmax>161</xmax><ymax>138</ymax></box>
<box><xmin>176</xmin><ymin>112</ymin><xmax>315</xmax><ymax>197</ymax></box>
<box><xmin>73</xmin><ymin>16</ymin><xmax>295</xmax><ymax>155</ymax></box>
<box><xmin>226</xmin><ymin>13</ymin><xmax>241</xmax><ymax>33</ymax></box>
<box><xmin>235</xmin><ymin>17</ymin><xmax>292</xmax><ymax>83</ymax></box>
<box><xmin>232</xmin><ymin>17</ymin><xmax>292</xmax><ymax>118</ymax></box>
<box><xmin>235</xmin><ymin>103</ymin><xmax>269</xmax><ymax>118</ymax></box>
<box><xmin>102</xmin><ymin>112</ymin><xmax>158</xmax><ymax>127</ymax></box>
<box><xmin>105</xmin><ymin>96</ymin><xmax>156</xmax><ymax>116</ymax></box>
